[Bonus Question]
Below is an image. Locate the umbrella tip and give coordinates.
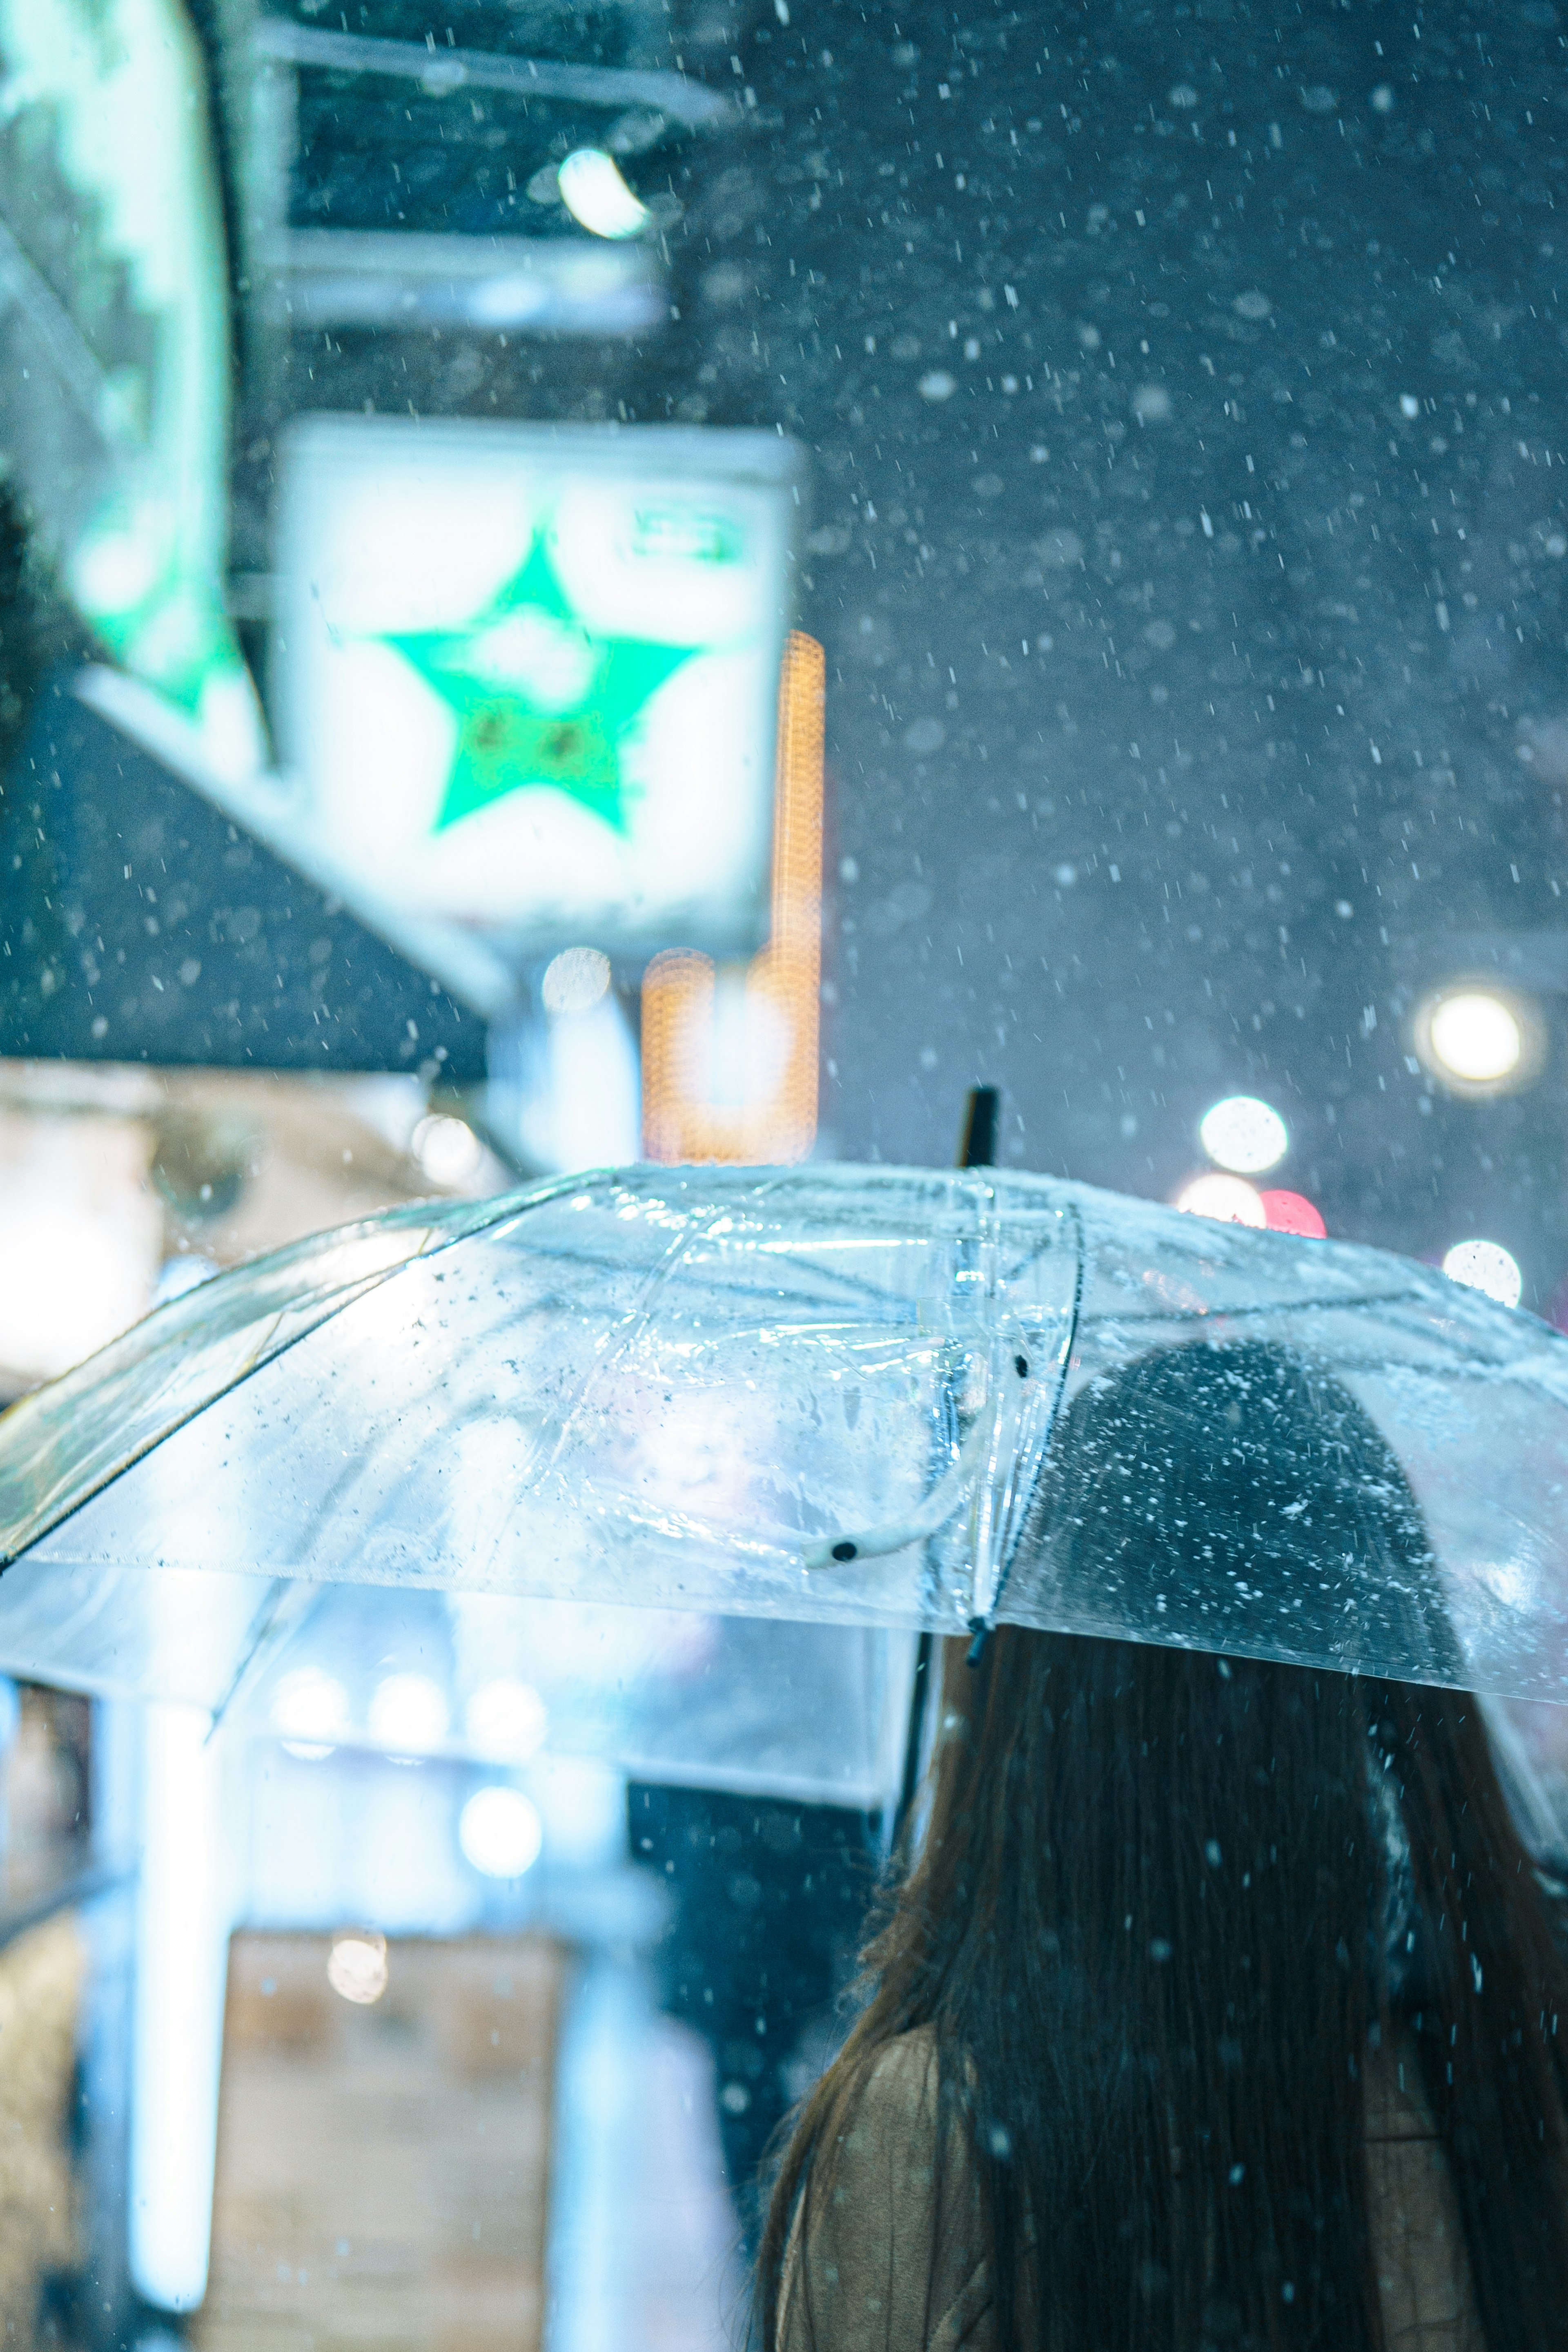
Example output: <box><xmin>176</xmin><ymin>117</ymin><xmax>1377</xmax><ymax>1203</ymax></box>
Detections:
<box><xmin>958</xmin><ymin>1086</ymin><xmax>1000</xmax><ymax>1170</ymax></box>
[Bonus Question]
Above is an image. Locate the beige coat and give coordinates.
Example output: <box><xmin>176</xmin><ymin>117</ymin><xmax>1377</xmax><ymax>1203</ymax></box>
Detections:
<box><xmin>779</xmin><ymin>2027</ymin><xmax>1482</xmax><ymax>2351</ymax></box>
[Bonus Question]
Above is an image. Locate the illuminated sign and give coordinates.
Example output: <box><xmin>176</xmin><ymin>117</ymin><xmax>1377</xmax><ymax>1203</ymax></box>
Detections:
<box><xmin>274</xmin><ymin>418</ymin><xmax>804</xmax><ymax>955</ymax></box>
<box><xmin>642</xmin><ymin>631</ymin><xmax>825</xmax><ymax>1164</ymax></box>
<box><xmin>0</xmin><ymin>0</ymin><xmax>260</xmax><ymax>771</ymax></box>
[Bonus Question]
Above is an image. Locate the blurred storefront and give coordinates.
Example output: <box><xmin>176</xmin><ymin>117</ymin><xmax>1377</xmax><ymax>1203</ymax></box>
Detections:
<box><xmin>0</xmin><ymin>1060</ymin><xmax>508</xmax><ymax>1399</ymax></box>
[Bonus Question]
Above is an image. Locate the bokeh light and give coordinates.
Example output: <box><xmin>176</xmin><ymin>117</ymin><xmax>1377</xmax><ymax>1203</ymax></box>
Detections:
<box><xmin>367</xmin><ymin>1673</ymin><xmax>449</xmax><ymax>1758</ymax></box>
<box><xmin>1442</xmin><ymin>1240</ymin><xmax>1523</xmax><ymax>1310</ymax></box>
<box><xmin>1259</xmin><ymin>1190</ymin><xmax>1327</xmax><ymax>1239</ymax></box>
<box><xmin>1174</xmin><ymin>1173</ymin><xmax>1266</xmax><ymax>1227</ymax></box>
<box><xmin>541</xmin><ymin>945</ymin><xmax>612</xmax><ymax>1017</ymax></box>
<box><xmin>1198</xmin><ymin>1095</ymin><xmax>1289</xmax><ymax>1175</ymax></box>
<box><xmin>1420</xmin><ymin>990</ymin><xmax>1525</xmax><ymax>1088</ymax></box>
<box><xmin>459</xmin><ymin>1786</ymin><xmax>544</xmax><ymax>1879</ymax></box>
<box><xmin>466</xmin><ymin>1679</ymin><xmax>548</xmax><ymax>1764</ymax></box>
<box><xmin>271</xmin><ymin>1667</ymin><xmax>350</xmax><ymax>1761</ymax></box>
<box><xmin>557</xmin><ymin>149</ymin><xmax>649</xmax><ymax>239</ymax></box>
<box><xmin>410</xmin><ymin>1112</ymin><xmax>483</xmax><ymax>1189</ymax></box>
<box><xmin>327</xmin><ymin>1933</ymin><xmax>388</xmax><ymax>2006</ymax></box>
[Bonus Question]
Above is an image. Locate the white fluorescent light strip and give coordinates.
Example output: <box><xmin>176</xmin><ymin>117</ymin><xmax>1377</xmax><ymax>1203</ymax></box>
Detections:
<box><xmin>129</xmin><ymin>1705</ymin><xmax>230</xmax><ymax>2312</ymax></box>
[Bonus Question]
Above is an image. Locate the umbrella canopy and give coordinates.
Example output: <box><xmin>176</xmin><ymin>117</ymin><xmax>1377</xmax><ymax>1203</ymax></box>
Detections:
<box><xmin>1</xmin><ymin>1162</ymin><xmax>1567</xmax><ymax>1720</ymax></box>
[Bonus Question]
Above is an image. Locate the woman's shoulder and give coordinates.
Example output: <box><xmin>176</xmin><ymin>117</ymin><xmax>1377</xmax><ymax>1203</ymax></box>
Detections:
<box><xmin>822</xmin><ymin>2027</ymin><xmax>948</xmax><ymax>2206</ymax></box>
<box><xmin>847</xmin><ymin>2027</ymin><xmax>942</xmax><ymax>2123</ymax></box>
<box><xmin>780</xmin><ymin>2029</ymin><xmax>992</xmax><ymax>2350</ymax></box>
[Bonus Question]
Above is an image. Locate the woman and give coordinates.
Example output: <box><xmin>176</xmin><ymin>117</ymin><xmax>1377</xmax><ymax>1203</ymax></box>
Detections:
<box><xmin>757</xmin><ymin>1341</ymin><xmax>1568</xmax><ymax>2350</ymax></box>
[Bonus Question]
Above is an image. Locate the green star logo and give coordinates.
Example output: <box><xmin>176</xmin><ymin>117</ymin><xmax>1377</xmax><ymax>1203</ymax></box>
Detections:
<box><xmin>380</xmin><ymin>531</ymin><xmax>703</xmax><ymax>836</ymax></box>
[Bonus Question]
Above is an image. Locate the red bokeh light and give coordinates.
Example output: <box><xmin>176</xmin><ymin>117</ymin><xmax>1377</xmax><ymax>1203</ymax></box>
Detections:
<box><xmin>1259</xmin><ymin>1189</ymin><xmax>1327</xmax><ymax>1239</ymax></box>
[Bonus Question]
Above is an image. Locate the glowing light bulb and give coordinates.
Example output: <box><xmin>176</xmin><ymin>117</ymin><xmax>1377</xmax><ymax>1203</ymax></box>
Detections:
<box><xmin>411</xmin><ymin>1113</ymin><xmax>483</xmax><ymax>1189</ymax></box>
<box><xmin>1424</xmin><ymin>992</ymin><xmax>1523</xmax><ymax>1086</ymax></box>
<box><xmin>327</xmin><ymin>1934</ymin><xmax>388</xmax><ymax>2005</ymax></box>
<box><xmin>1174</xmin><ymin>1173</ymin><xmax>1266</xmax><ymax>1227</ymax></box>
<box><xmin>459</xmin><ymin>1787</ymin><xmax>543</xmax><ymax>1879</ymax></box>
<box><xmin>1198</xmin><ymin>1095</ymin><xmax>1289</xmax><ymax>1175</ymax></box>
<box><xmin>1442</xmin><ymin>1240</ymin><xmax>1523</xmax><ymax>1310</ymax></box>
<box><xmin>557</xmin><ymin>149</ymin><xmax>649</xmax><ymax>239</ymax></box>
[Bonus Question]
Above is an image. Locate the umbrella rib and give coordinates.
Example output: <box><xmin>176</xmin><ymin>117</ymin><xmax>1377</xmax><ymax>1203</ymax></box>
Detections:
<box><xmin>0</xmin><ymin>1174</ymin><xmax>610</xmax><ymax>1568</ymax></box>
<box><xmin>972</xmin><ymin>1202</ymin><xmax>1088</xmax><ymax>1650</ymax></box>
<box><xmin>203</xmin><ymin>1576</ymin><xmax>328</xmax><ymax>1740</ymax></box>
<box><xmin>799</xmin><ymin>1405</ymin><xmax>996</xmax><ymax>1569</ymax></box>
<box><xmin>536</xmin><ymin>1217</ymin><xmax>727</xmax><ymax>1486</ymax></box>
<box><xmin>1076</xmin><ymin>1284</ymin><xmax>1430</xmax><ymax>1326</ymax></box>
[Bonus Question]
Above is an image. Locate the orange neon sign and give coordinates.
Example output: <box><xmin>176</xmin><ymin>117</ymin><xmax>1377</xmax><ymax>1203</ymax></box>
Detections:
<box><xmin>641</xmin><ymin>631</ymin><xmax>824</xmax><ymax>1164</ymax></box>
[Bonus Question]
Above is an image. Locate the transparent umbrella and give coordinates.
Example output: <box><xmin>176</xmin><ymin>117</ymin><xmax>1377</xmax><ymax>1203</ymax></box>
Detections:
<box><xmin>2</xmin><ymin>1161</ymin><xmax>1568</xmax><ymax>1753</ymax></box>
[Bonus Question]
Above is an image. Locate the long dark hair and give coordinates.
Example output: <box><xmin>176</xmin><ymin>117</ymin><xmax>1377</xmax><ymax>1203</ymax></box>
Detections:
<box><xmin>758</xmin><ymin>1341</ymin><xmax>1568</xmax><ymax>2350</ymax></box>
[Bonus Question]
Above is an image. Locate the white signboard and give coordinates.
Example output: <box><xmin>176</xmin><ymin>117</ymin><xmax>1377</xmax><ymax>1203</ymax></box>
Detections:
<box><xmin>274</xmin><ymin>417</ymin><xmax>803</xmax><ymax>955</ymax></box>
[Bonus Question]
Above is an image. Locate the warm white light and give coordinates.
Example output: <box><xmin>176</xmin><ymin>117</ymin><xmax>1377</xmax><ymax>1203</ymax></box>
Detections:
<box><xmin>1425</xmin><ymin>992</ymin><xmax>1523</xmax><ymax>1085</ymax></box>
<box><xmin>271</xmin><ymin>1667</ymin><xmax>350</xmax><ymax>1761</ymax></box>
<box><xmin>557</xmin><ymin>148</ymin><xmax>649</xmax><ymax>239</ymax></box>
<box><xmin>1443</xmin><ymin>1240</ymin><xmax>1523</xmax><ymax>1309</ymax></box>
<box><xmin>327</xmin><ymin>1933</ymin><xmax>388</xmax><ymax>2005</ymax></box>
<box><xmin>411</xmin><ymin>1112</ymin><xmax>484</xmax><ymax>1188</ymax></box>
<box><xmin>367</xmin><ymin>1673</ymin><xmax>449</xmax><ymax>1757</ymax></box>
<box><xmin>542</xmin><ymin>945</ymin><xmax>612</xmax><ymax>1016</ymax></box>
<box><xmin>1198</xmin><ymin>1095</ymin><xmax>1289</xmax><ymax>1174</ymax></box>
<box><xmin>466</xmin><ymin>1679</ymin><xmax>548</xmax><ymax>1763</ymax></box>
<box><xmin>1175</xmin><ymin>1172</ymin><xmax>1267</xmax><ymax>1227</ymax></box>
<box><xmin>459</xmin><ymin>1786</ymin><xmax>544</xmax><ymax>1879</ymax></box>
